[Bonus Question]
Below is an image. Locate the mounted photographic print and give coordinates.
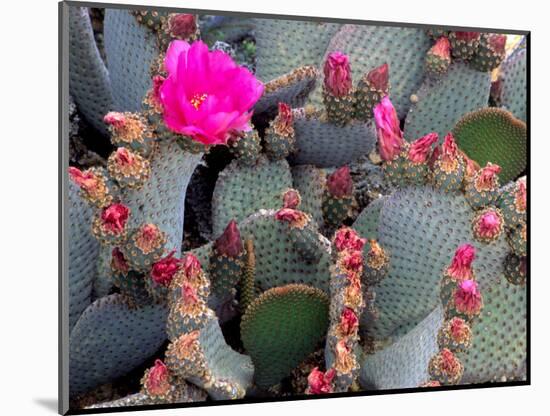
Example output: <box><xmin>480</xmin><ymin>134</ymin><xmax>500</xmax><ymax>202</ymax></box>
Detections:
<box><xmin>59</xmin><ymin>1</ymin><xmax>529</xmax><ymax>414</ymax></box>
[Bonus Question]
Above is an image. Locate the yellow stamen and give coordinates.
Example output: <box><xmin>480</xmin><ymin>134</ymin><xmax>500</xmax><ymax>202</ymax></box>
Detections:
<box><xmin>190</xmin><ymin>93</ymin><xmax>208</xmax><ymax>110</ymax></box>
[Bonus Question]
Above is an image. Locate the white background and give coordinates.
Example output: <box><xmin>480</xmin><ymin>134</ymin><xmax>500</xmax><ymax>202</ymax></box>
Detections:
<box><xmin>1</xmin><ymin>0</ymin><xmax>547</xmax><ymax>414</ymax></box>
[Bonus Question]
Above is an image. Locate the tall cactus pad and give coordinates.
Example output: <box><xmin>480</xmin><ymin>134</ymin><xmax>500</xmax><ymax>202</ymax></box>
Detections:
<box><xmin>211</xmin><ymin>157</ymin><xmax>293</xmax><ymax>237</ymax></box>
<box><xmin>241</xmin><ymin>284</ymin><xmax>330</xmax><ymax>387</ymax></box>
<box><xmin>289</xmin><ymin>109</ymin><xmax>377</xmax><ymax>167</ymax></box>
<box><xmin>360</xmin><ymin>307</ymin><xmax>443</xmax><ymax>389</ymax></box>
<box><xmin>69</xmin><ymin>294</ymin><xmax>168</xmax><ymax>397</ymax></box>
<box><xmin>253</xmin><ymin>19</ymin><xmax>341</xmax><ymax>82</ymax></box>
<box><xmin>453</xmin><ymin>108</ymin><xmax>527</xmax><ymax>183</ymax></box>
<box><xmin>68</xmin><ymin>7</ymin><xmax>113</xmax><ymax>134</ymax></box>
<box><xmin>459</xmin><ymin>277</ymin><xmax>526</xmax><ymax>383</ymax></box>
<box><xmin>404</xmin><ymin>62</ymin><xmax>491</xmax><ymax>140</ymax></box>
<box><xmin>500</xmin><ymin>48</ymin><xmax>527</xmax><ymax>122</ymax></box>
<box><xmin>291</xmin><ymin>165</ymin><xmax>327</xmax><ymax>226</ymax></box>
<box><xmin>121</xmin><ymin>139</ymin><xmax>202</xmax><ymax>253</ymax></box>
<box><xmin>368</xmin><ymin>186</ymin><xmax>509</xmax><ymax>339</ymax></box>
<box><xmin>69</xmin><ymin>183</ymin><xmax>99</xmax><ymax>332</ymax></box>
<box><xmin>310</xmin><ymin>25</ymin><xmax>431</xmax><ymax>118</ymax></box>
<box><xmin>104</xmin><ymin>9</ymin><xmax>159</xmax><ymax>111</ymax></box>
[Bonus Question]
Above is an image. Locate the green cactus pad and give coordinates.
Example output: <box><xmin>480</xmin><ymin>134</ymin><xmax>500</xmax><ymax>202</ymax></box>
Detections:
<box><xmin>368</xmin><ymin>186</ymin><xmax>509</xmax><ymax>340</ymax></box>
<box><xmin>252</xmin><ymin>18</ymin><xmax>340</xmax><ymax>83</ymax></box>
<box><xmin>69</xmin><ymin>182</ymin><xmax>99</xmax><ymax>332</ymax></box>
<box><xmin>500</xmin><ymin>47</ymin><xmax>527</xmax><ymax>122</ymax></box>
<box><xmin>68</xmin><ymin>7</ymin><xmax>113</xmax><ymax>135</ymax></box>
<box><xmin>404</xmin><ymin>62</ymin><xmax>491</xmax><ymax>141</ymax></box>
<box><xmin>121</xmin><ymin>139</ymin><xmax>203</xmax><ymax>253</ymax></box>
<box><xmin>211</xmin><ymin>156</ymin><xmax>292</xmax><ymax>237</ymax></box>
<box><xmin>309</xmin><ymin>25</ymin><xmax>431</xmax><ymax>118</ymax></box>
<box><xmin>352</xmin><ymin>196</ymin><xmax>387</xmax><ymax>240</ymax></box>
<box><xmin>241</xmin><ymin>284</ymin><xmax>330</xmax><ymax>387</ymax></box>
<box><xmin>228</xmin><ymin>130</ymin><xmax>261</xmax><ymax>166</ymax></box>
<box><xmin>459</xmin><ymin>277</ymin><xmax>526</xmax><ymax>383</ymax></box>
<box><xmin>255</xmin><ymin>66</ymin><xmax>318</xmax><ymax>116</ymax></box>
<box><xmin>291</xmin><ymin>165</ymin><xmax>326</xmax><ymax>226</ymax></box>
<box><xmin>69</xmin><ymin>294</ymin><xmax>168</xmax><ymax>397</ymax></box>
<box><xmin>104</xmin><ymin>9</ymin><xmax>159</xmax><ymax>112</ymax></box>
<box><xmin>289</xmin><ymin>109</ymin><xmax>377</xmax><ymax>168</ymax></box>
<box><xmin>453</xmin><ymin>108</ymin><xmax>526</xmax><ymax>183</ymax></box>
<box><xmin>360</xmin><ymin>306</ymin><xmax>443</xmax><ymax>389</ymax></box>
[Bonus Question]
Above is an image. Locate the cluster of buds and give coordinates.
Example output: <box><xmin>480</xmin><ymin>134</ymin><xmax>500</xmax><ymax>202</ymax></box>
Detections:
<box><xmin>322</xmin><ymin>51</ymin><xmax>389</xmax><ymax>125</ymax></box>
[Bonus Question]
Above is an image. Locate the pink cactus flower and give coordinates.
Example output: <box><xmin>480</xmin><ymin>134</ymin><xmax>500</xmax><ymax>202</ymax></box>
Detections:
<box><xmin>214</xmin><ymin>220</ymin><xmax>243</xmax><ymax>258</ymax></box>
<box><xmin>446</xmin><ymin>244</ymin><xmax>476</xmax><ymax>281</ymax></box>
<box><xmin>366</xmin><ymin>63</ymin><xmax>389</xmax><ymax>91</ymax></box>
<box><xmin>111</xmin><ymin>247</ymin><xmax>129</xmax><ymax>274</ymax></box>
<box><xmin>100</xmin><ymin>204</ymin><xmax>129</xmax><ymax>234</ymax></box>
<box><xmin>307</xmin><ymin>367</ymin><xmax>336</xmax><ymax>394</ymax></box>
<box><xmin>454</xmin><ymin>279</ymin><xmax>483</xmax><ymax>315</ymax></box>
<box><xmin>167</xmin><ymin>14</ymin><xmax>197</xmax><ymax>39</ymax></box>
<box><xmin>145</xmin><ymin>359</ymin><xmax>170</xmax><ymax>396</ymax></box>
<box><xmin>333</xmin><ymin>227</ymin><xmax>366</xmax><ymax>252</ymax></box>
<box><xmin>430</xmin><ymin>37</ymin><xmax>451</xmax><ymax>59</ymax></box>
<box><xmin>283</xmin><ymin>189</ymin><xmax>301</xmax><ymax>209</ymax></box>
<box><xmin>476</xmin><ymin>162</ymin><xmax>501</xmax><ymax>190</ymax></box>
<box><xmin>159</xmin><ymin>40</ymin><xmax>264</xmax><ymax>145</ymax></box>
<box><xmin>474</xmin><ymin>210</ymin><xmax>503</xmax><ymax>240</ymax></box>
<box><xmin>326</xmin><ymin>166</ymin><xmax>353</xmax><ymax>198</ymax></box>
<box><xmin>340</xmin><ymin>307</ymin><xmax>359</xmax><ymax>336</ymax></box>
<box><xmin>323</xmin><ymin>52</ymin><xmax>353</xmax><ymax>97</ymax></box>
<box><xmin>151</xmin><ymin>251</ymin><xmax>182</xmax><ymax>286</ymax></box>
<box><xmin>408</xmin><ymin>133</ymin><xmax>438</xmax><ymax>164</ymax></box>
<box><xmin>183</xmin><ymin>253</ymin><xmax>202</xmax><ymax>280</ymax></box>
<box><xmin>374</xmin><ymin>96</ymin><xmax>404</xmax><ymax>161</ymax></box>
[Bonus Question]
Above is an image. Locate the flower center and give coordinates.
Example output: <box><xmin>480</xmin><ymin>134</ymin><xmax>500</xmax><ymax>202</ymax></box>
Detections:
<box><xmin>190</xmin><ymin>93</ymin><xmax>208</xmax><ymax>110</ymax></box>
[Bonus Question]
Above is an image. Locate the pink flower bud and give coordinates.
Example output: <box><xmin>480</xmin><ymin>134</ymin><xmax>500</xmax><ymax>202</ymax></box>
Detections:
<box><xmin>441</xmin><ymin>132</ymin><xmax>458</xmax><ymax>159</ymax></box>
<box><xmin>145</xmin><ymin>359</ymin><xmax>170</xmax><ymax>396</ymax></box>
<box><xmin>333</xmin><ymin>227</ymin><xmax>366</xmax><ymax>252</ymax></box>
<box><xmin>167</xmin><ymin>14</ymin><xmax>197</xmax><ymax>39</ymax></box>
<box><xmin>111</xmin><ymin>247</ymin><xmax>129</xmax><ymax>274</ymax></box>
<box><xmin>274</xmin><ymin>208</ymin><xmax>309</xmax><ymax>228</ymax></box>
<box><xmin>181</xmin><ymin>282</ymin><xmax>200</xmax><ymax>304</ymax></box>
<box><xmin>430</xmin><ymin>37</ymin><xmax>451</xmax><ymax>59</ymax></box>
<box><xmin>68</xmin><ymin>167</ymin><xmax>99</xmax><ymax>192</ymax></box>
<box><xmin>274</xmin><ymin>102</ymin><xmax>294</xmax><ymax>137</ymax></box>
<box><xmin>340</xmin><ymin>307</ymin><xmax>359</xmax><ymax>336</ymax></box>
<box><xmin>104</xmin><ymin>111</ymin><xmax>126</xmax><ymax>129</ymax></box>
<box><xmin>183</xmin><ymin>253</ymin><xmax>202</xmax><ymax>280</ymax></box>
<box><xmin>449</xmin><ymin>317</ymin><xmax>470</xmax><ymax>343</ymax></box>
<box><xmin>323</xmin><ymin>52</ymin><xmax>353</xmax><ymax>97</ymax></box>
<box><xmin>113</xmin><ymin>147</ymin><xmax>136</xmax><ymax>167</ymax></box>
<box><xmin>214</xmin><ymin>220</ymin><xmax>243</xmax><ymax>258</ymax></box>
<box><xmin>282</xmin><ymin>189</ymin><xmax>301</xmax><ymax>209</ymax></box>
<box><xmin>476</xmin><ymin>162</ymin><xmax>501</xmax><ymax>191</ymax></box>
<box><xmin>454</xmin><ymin>279</ymin><xmax>483</xmax><ymax>315</ymax></box>
<box><xmin>374</xmin><ymin>96</ymin><xmax>404</xmax><ymax>161</ymax></box>
<box><xmin>366</xmin><ymin>63</ymin><xmax>389</xmax><ymax>92</ymax></box>
<box><xmin>439</xmin><ymin>348</ymin><xmax>462</xmax><ymax>376</ymax></box>
<box><xmin>341</xmin><ymin>250</ymin><xmax>364</xmax><ymax>274</ymax></box>
<box><xmin>326</xmin><ymin>166</ymin><xmax>353</xmax><ymax>198</ymax></box>
<box><xmin>100</xmin><ymin>204</ymin><xmax>129</xmax><ymax>234</ymax></box>
<box><xmin>307</xmin><ymin>367</ymin><xmax>336</xmax><ymax>394</ymax></box>
<box><xmin>134</xmin><ymin>224</ymin><xmax>165</xmax><ymax>254</ymax></box>
<box><xmin>446</xmin><ymin>244</ymin><xmax>476</xmax><ymax>281</ymax></box>
<box><xmin>473</xmin><ymin>209</ymin><xmax>503</xmax><ymax>241</ymax></box>
<box><xmin>151</xmin><ymin>251</ymin><xmax>182</xmax><ymax>286</ymax></box>
<box><xmin>488</xmin><ymin>34</ymin><xmax>506</xmax><ymax>53</ymax></box>
<box><xmin>408</xmin><ymin>132</ymin><xmax>438</xmax><ymax>164</ymax></box>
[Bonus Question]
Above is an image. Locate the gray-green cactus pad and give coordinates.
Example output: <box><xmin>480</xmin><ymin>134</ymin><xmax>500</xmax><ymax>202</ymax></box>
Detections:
<box><xmin>122</xmin><ymin>139</ymin><xmax>203</xmax><ymax>253</ymax></box>
<box><xmin>367</xmin><ymin>186</ymin><xmax>509</xmax><ymax>339</ymax></box>
<box><xmin>353</xmin><ymin>196</ymin><xmax>387</xmax><ymax>240</ymax></box>
<box><xmin>404</xmin><ymin>62</ymin><xmax>491</xmax><ymax>141</ymax></box>
<box><xmin>104</xmin><ymin>9</ymin><xmax>159</xmax><ymax>112</ymax></box>
<box><xmin>309</xmin><ymin>25</ymin><xmax>431</xmax><ymax>118</ymax></box>
<box><xmin>69</xmin><ymin>6</ymin><xmax>113</xmax><ymax>134</ymax></box>
<box><xmin>360</xmin><ymin>306</ymin><xmax>443</xmax><ymax>389</ymax></box>
<box><xmin>291</xmin><ymin>165</ymin><xmax>327</xmax><ymax>226</ymax></box>
<box><xmin>289</xmin><ymin>110</ymin><xmax>377</xmax><ymax>167</ymax></box>
<box><xmin>69</xmin><ymin>294</ymin><xmax>168</xmax><ymax>397</ymax></box>
<box><xmin>500</xmin><ymin>47</ymin><xmax>527</xmax><ymax>122</ymax></box>
<box><xmin>69</xmin><ymin>182</ymin><xmax>99</xmax><ymax>332</ymax></box>
<box><xmin>211</xmin><ymin>156</ymin><xmax>292</xmax><ymax>237</ymax></box>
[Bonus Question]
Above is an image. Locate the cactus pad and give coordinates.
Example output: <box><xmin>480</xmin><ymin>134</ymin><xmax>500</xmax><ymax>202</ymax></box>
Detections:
<box><xmin>453</xmin><ymin>108</ymin><xmax>527</xmax><ymax>183</ymax></box>
<box><xmin>241</xmin><ymin>284</ymin><xmax>330</xmax><ymax>387</ymax></box>
<box><xmin>500</xmin><ymin>47</ymin><xmax>527</xmax><ymax>122</ymax></box>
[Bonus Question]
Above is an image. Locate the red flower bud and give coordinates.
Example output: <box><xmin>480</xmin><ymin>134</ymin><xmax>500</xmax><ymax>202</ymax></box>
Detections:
<box><xmin>339</xmin><ymin>307</ymin><xmax>359</xmax><ymax>336</ymax></box>
<box><xmin>408</xmin><ymin>132</ymin><xmax>438</xmax><ymax>164</ymax></box>
<box><xmin>101</xmin><ymin>204</ymin><xmax>129</xmax><ymax>234</ymax></box>
<box><xmin>104</xmin><ymin>111</ymin><xmax>126</xmax><ymax>129</ymax></box>
<box><xmin>307</xmin><ymin>367</ymin><xmax>336</xmax><ymax>394</ymax></box>
<box><xmin>326</xmin><ymin>166</ymin><xmax>353</xmax><ymax>198</ymax></box>
<box><xmin>167</xmin><ymin>14</ymin><xmax>197</xmax><ymax>39</ymax></box>
<box><xmin>430</xmin><ymin>37</ymin><xmax>451</xmax><ymax>59</ymax></box>
<box><xmin>446</xmin><ymin>244</ymin><xmax>476</xmax><ymax>281</ymax></box>
<box><xmin>475</xmin><ymin>162</ymin><xmax>501</xmax><ymax>191</ymax></box>
<box><xmin>214</xmin><ymin>220</ymin><xmax>243</xmax><ymax>258</ymax></box>
<box><xmin>366</xmin><ymin>63</ymin><xmax>389</xmax><ymax>92</ymax></box>
<box><xmin>282</xmin><ymin>189</ymin><xmax>301</xmax><ymax>209</ymax></box>
<box><xmin>488</xmin><ymin>34</ymin><xmax>506</xmax><ymax>53</ymax></box>
<box><xmin>151</xmin><ymin>251</ymin><xmax>182</xmax><ymax>286</ymax></box>
<box><xmin>324</xmin><ymin>52</ymin><xmax>353</xmax><ymax>97</ymax></box>
<box><xmin>374</xmin><ymin>97</ymin><xmax>404</xmax><ymax>161</ymax></box>
<box><xmin>333</xmin><ymin>227</ymin><xmax>366</xmax><ymax>252</ymax></box>
<box><xmin>454</xmin><ymin>279</ymin><xmax>483</xmax><ymax>316</ymax></box>
<box><xmin>144</xmin><ymin>359</ymin><xmax>170</xmax><ymax>397</ymax></box>
<box><xmin>274</xmin><ymin>102</ymin><xmax>294</xmax><ymax>137</ymax></box>
<box><xmin>473</xmin><ymin>209</ymin><xmax>503</xmax><ymax>242</ymax></box>
<box><xmin>183</xmin><ymin>253</ymin><xmax>202</xmax><ymax>281</ymax></box>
